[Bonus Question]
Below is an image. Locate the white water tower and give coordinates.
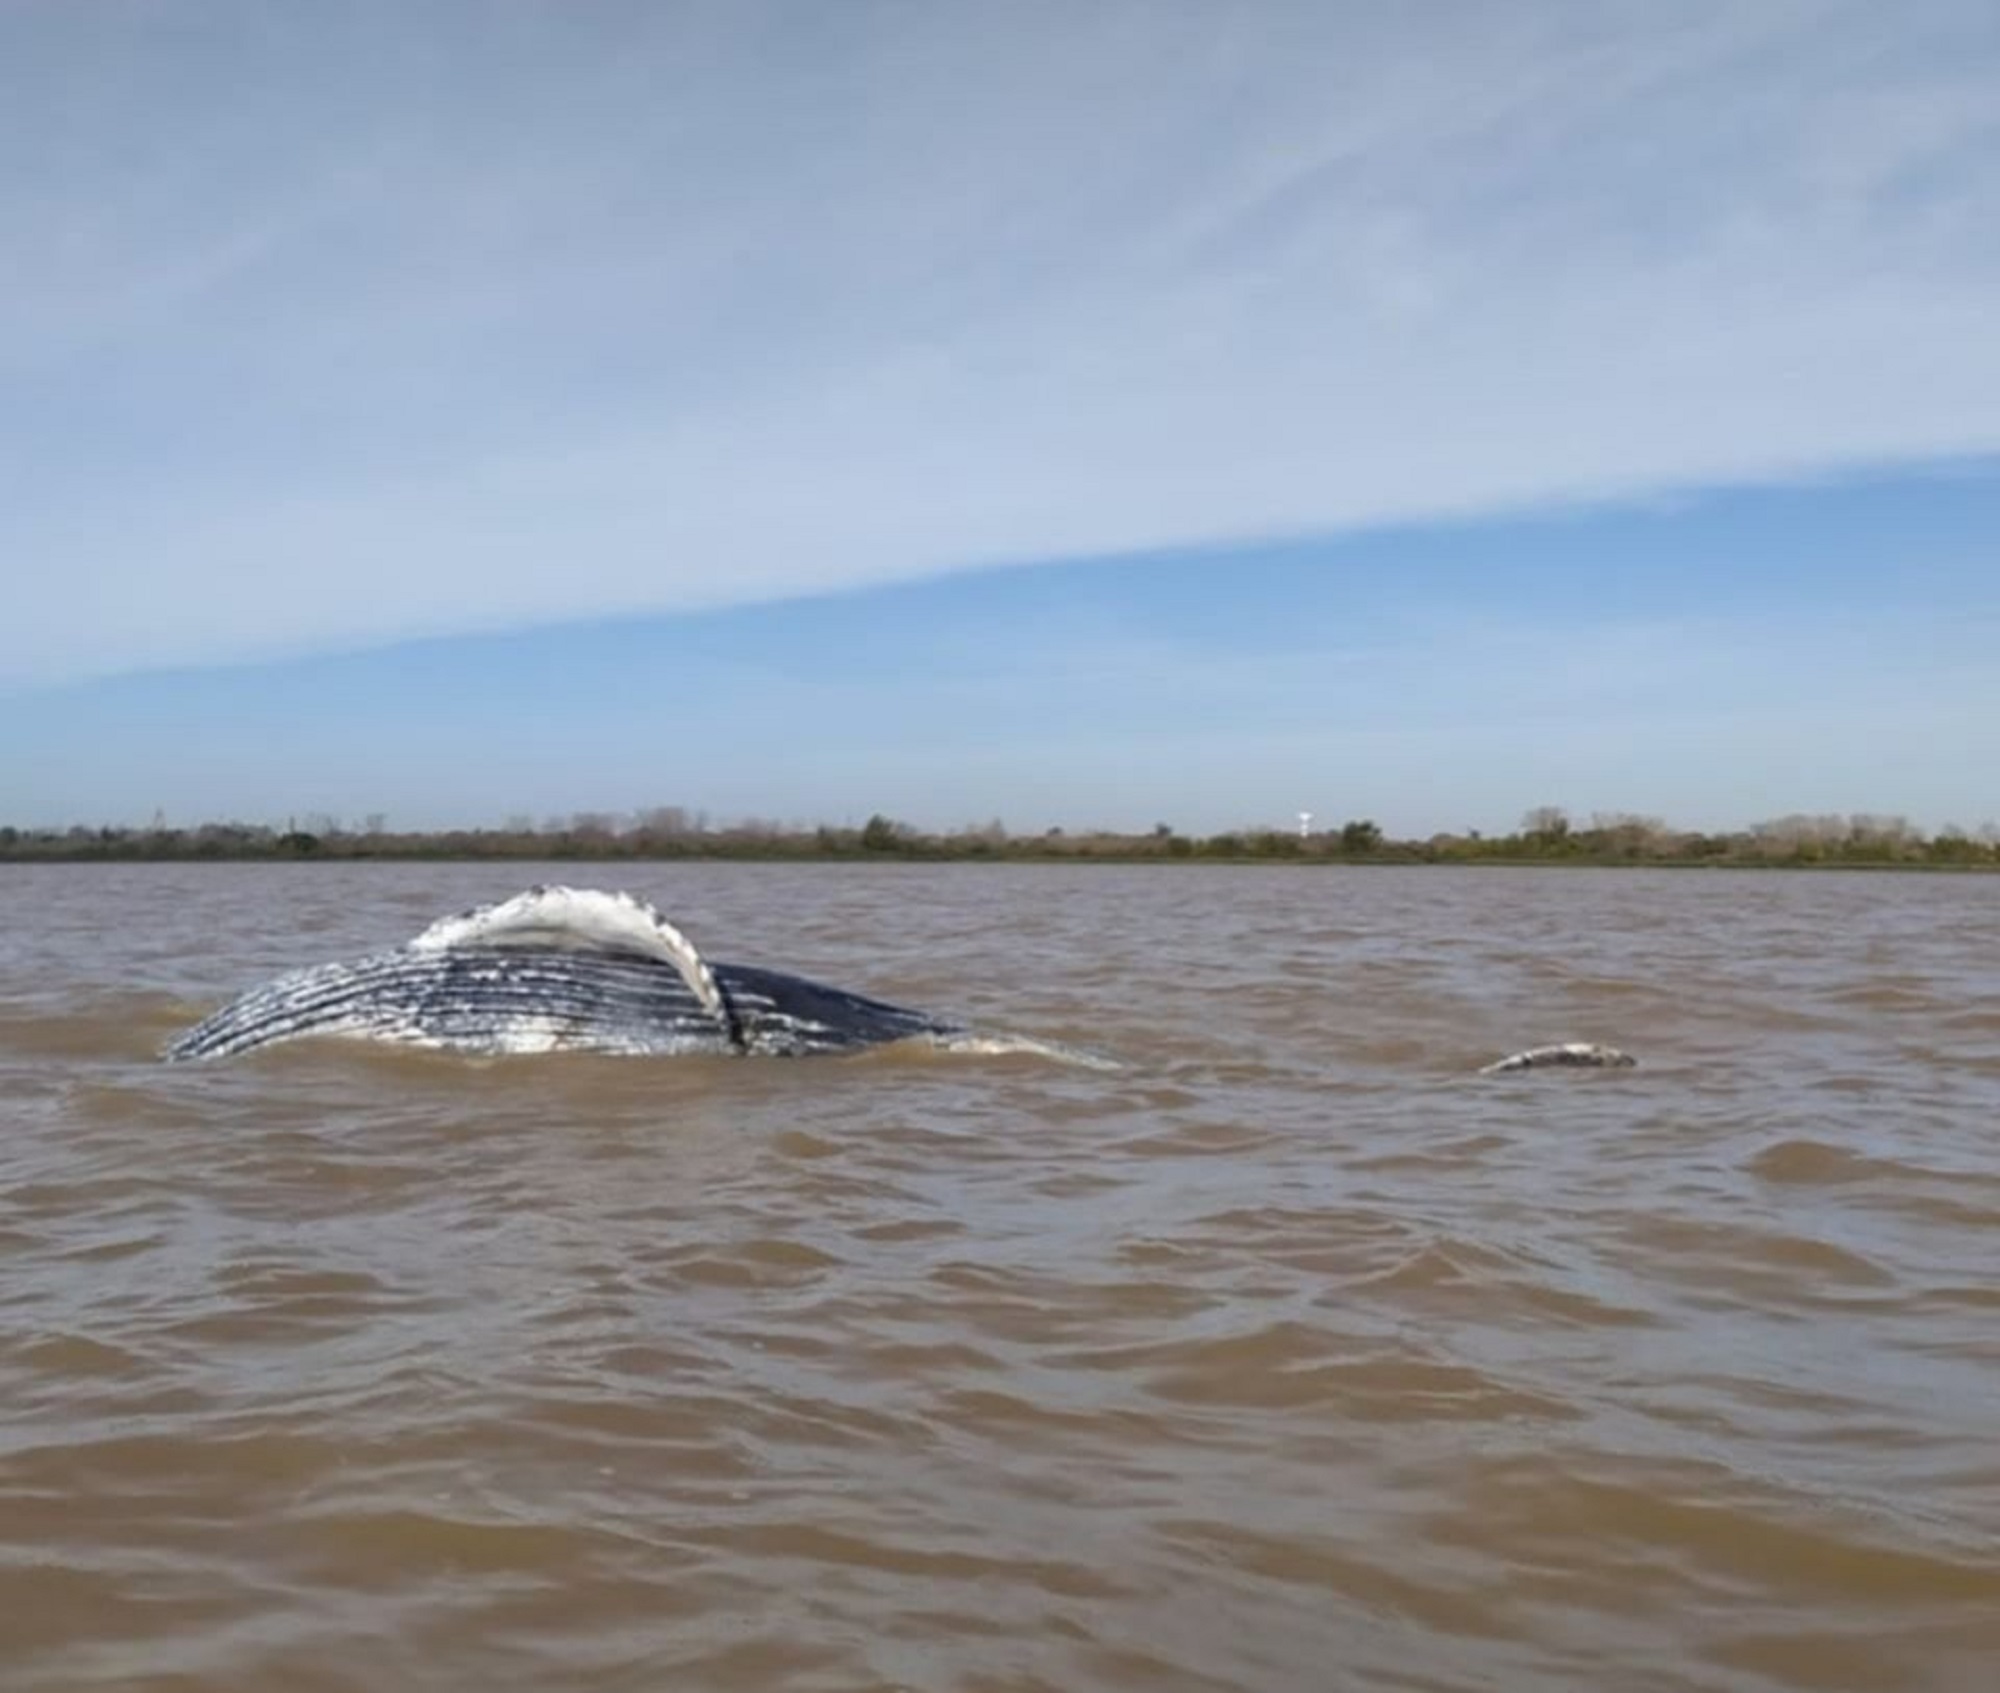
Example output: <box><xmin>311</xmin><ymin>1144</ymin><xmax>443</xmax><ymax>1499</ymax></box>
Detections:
<box><xmin>1297</xmin><ymin>810</ymin><xmax>1313</xmax><ymax>839</ymax></box>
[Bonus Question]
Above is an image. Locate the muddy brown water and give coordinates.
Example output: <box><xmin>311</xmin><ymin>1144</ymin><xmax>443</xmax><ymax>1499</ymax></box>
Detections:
<box><xmin>2</xmin><ymin>861</ymin><xmax>1996</xmax><ymax>1692</ymax></box>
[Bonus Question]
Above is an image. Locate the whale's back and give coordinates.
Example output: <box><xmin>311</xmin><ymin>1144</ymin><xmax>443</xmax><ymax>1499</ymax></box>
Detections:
<box><xmin>162</xmin><ymin>942</ymin><xmax>735</xmax><ymax>1061</ymax></box>
<box><xmin>161</xmin><ymin>884</ymin><xmax>963</xmax><ymax>1062</ymax></box>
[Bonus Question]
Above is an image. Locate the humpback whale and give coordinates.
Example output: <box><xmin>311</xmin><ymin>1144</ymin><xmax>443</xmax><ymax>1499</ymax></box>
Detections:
<box><xmin>162</xmin><ymin>885</ymin><xmax>970</xmax><ymax>1062</ymax></box>
<box><xmin>160</xmin><ymin>883</ymin><xmax>1634</xmax><ymax>1076</ymax></box>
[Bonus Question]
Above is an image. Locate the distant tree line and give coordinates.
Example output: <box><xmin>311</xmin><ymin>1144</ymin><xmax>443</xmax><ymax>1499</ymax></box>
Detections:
<box><xmin>3</xmin><ymin>805</ymin><xmax>1997</xmax><ymax>868</ymax></box>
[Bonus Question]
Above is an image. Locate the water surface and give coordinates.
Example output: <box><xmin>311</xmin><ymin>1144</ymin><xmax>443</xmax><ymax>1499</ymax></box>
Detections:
<box><xmin>2</xmin><ymin>862</ymin><xmax>1996</xmax><ymax>1691</ymax></box>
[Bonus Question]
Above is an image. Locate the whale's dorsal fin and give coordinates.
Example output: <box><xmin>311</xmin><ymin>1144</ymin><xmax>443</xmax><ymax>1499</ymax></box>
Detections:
<box><xmin>408</xmin><ymin>885</ymin><xmax>743</xmax><ymax>1048</ymax></box>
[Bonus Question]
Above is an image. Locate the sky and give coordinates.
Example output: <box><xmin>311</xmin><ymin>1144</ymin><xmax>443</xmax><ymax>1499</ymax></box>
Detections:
<box><xmin>3</xmin><ymin>0</ymin><xmax>1997</xmax><ymax>838</ymax></box>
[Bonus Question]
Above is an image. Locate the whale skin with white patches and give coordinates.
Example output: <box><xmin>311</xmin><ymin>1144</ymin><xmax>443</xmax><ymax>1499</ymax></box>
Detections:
<box><xmin>162</xmin><ymin>885</ymin><xmax>967</xmax><ymax>1062</ymax></box>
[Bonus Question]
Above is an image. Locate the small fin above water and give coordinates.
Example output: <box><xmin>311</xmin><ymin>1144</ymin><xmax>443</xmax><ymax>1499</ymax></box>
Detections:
<box><xmin>920</xmin><ymin>1030</ymin><xmax>1125</xmax><ymax>1071</ymax></box>
<box><xmin>1480</xmin><ymin>1042</ymin><xmax>1636</xmax><ymax>1074</ymax></box>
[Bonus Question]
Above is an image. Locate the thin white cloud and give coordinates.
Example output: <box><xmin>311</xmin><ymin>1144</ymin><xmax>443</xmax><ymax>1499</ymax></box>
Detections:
<box><xmin>3</xmin><ymin>0</ymin><xmax>1997</xmax><ymax>685</ymax></box>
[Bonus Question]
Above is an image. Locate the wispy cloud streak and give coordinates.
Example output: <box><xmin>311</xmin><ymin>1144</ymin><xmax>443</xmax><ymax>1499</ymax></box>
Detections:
<box><xmin>3</xmin><ymin>0</ymin><xmax>1997</xmax><ymax>684</ymax></box>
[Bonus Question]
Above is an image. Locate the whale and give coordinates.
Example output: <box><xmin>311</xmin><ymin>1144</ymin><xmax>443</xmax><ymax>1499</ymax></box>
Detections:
<box><xmin>162</xmin><ymin>885</ymin><xmax>973</xmax><ymax>1062</ymax></box>
<box><xmin>160</xmin><ymin>883</ymin><xmax>1633</xmax><ymax>1075</ymax></box>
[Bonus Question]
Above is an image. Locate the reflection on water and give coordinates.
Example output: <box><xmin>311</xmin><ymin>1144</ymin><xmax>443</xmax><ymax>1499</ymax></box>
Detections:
<box><xmin>2</xmin><ymin>861</ymin><xmax>1997</xmax><ymax>1691</ymax></box>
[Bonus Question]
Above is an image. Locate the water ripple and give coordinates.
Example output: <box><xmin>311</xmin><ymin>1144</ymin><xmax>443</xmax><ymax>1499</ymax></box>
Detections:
<box><xmin>2</xmin><ymin>861</ymin><xmax>1998</xmax><ymax>1690</ymax></box>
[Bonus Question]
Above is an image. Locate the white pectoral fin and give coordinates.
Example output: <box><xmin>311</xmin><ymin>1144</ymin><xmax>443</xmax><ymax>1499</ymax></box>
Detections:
<box><xmin>1480</xmin><ymin>1042</ymin><xmax>1636</xmax><ymax>1074</ymax></box>
<box><xmin>407</xmin><ymin>885</ymin><xmax>736</xmax><ymax>1036</ymax></box>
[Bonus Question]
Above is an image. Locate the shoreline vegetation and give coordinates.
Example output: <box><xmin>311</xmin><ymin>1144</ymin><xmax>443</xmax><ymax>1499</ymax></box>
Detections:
<box><xmin>4</xmin><ymin>808</ymin><xmax>1997</xmax><ymax>870</ymax></box>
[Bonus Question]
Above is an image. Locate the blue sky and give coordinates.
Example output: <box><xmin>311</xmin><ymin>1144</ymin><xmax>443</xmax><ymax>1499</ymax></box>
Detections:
<box><xmin>4</xmin><ymin>2</ymin><xmax>1997</xmax><ymax>837</ymax></box>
